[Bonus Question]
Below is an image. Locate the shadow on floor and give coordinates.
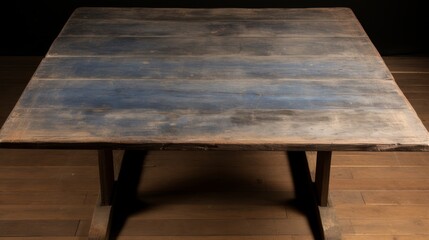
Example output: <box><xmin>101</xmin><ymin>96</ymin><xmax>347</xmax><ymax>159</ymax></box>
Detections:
<box><xmin>109</xmin><ymin>151</ymin><xmax>321</xmax><ymax>239</ymax></box>
<box><xmin>287</xmin><ymin>151</ymin><xmax>323</xmax><ymax>240</ymax></box>
<box><xmin>110</xmin><ymin>150</ymin><xmax>147</xmax><ymax>239</ymax></box>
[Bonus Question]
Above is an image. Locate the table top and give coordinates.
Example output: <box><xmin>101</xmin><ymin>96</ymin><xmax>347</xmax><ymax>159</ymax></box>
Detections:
<box><xmin>1</xmin><ymin>7</ymin><xmax>428</xmax><ymax>151</ymax></box>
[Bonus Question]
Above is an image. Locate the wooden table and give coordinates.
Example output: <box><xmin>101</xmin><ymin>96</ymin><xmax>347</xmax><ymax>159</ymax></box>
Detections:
<box><xmin>1</xmin><ymin>7</ymin><xmax>429</xmax><ymax>239</ymax></box>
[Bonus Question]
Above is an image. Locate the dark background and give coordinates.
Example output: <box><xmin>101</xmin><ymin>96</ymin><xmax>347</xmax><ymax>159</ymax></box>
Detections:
<box><xmin>1</xmin><ymin>0</ymin><xmax>428</xmax><ymax>56</ymax></box>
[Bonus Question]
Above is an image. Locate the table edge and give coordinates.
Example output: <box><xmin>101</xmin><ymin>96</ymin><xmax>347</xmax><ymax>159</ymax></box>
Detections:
<box><xmin>1</xmin><ymin>140</ymin><xmax>428</xmax><ymax>152</ymax></box>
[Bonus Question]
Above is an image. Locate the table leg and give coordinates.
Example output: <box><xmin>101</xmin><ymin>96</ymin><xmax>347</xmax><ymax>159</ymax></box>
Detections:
<box><xmin>288</xmin><ymin>151</ymin><xmax>340</xmax><ymax>240</ymax></box>
<box><xmin>315</xmin><ymin>151</ymin><xmax>332</xmax><ymax>207</ymax></box>
<box><xmin>314</xmin><ymin>151</ymin><xmax>341</xmax><ymax>240</ymax></box>
<box><xmin>88</xmin><ymin>149</ymin><xmax>115</xmax><ymax>240</ymax></box>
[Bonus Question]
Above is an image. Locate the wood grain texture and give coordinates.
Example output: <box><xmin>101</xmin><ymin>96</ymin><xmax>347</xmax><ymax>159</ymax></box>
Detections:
<box><xmin>2</xmin><ymin>56</ymin><xmax>429</xmax><ymax>240</ymax></box>
<box><xmin>60</xmin><ymin>19</ymin><xmax>365</xmax><ymax>37</ymax></box>
<box><xmin>70</xmin><ymin>7</ymin><xmax>356</xmax><ymax>21</ymax></box>
<box><xmin>1</xmin><ymin>8</ymin><xmax>428</xmax><ymax>152</ymax></box>
<box><xmin>32</xmin><ymin>56</ymin><xmax>393</xmax><ymax>80</ymax></box>
<box><xmin>48</xmin><ymin>37</ymin><xmax>377</xmax><ymax>57</ymax></box>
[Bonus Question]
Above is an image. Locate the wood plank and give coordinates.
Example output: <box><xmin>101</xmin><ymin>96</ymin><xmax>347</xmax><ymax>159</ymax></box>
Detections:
<box><xmin>48</xmin><ymin>37</ymin><xmax>376</xmax><ymax>57</ymax></box>
<box><xmin>139</xmin><ymin>165</ymin><xmax>293</xmax><ymax>181</ymax></box>
<box><xmin>335</xmin><ymin>205</ymin><xmax>429</xmax><ymax>219</ymax></box>
<box><xmin>126</xmin><ymin>203</ymin><xmax>287</xmax><ymax>220</ymax></box>
<box><xmin>0</xmin><ymin>237</ymin><xmax>87</xmax><ymax>240</ymax></box>
<box><xmin>332</xmin><ymin>179</ymin><xmax>429</xmax><ymax>190</ymax></box>
<box><xmin>384</xmin><ymin>56</ymin><xmax>429</xmax><ymax>72</ymax></box>
<box><xmin>138</xmin><ymin>191</ymin><xmax>296</xmax><ymax>205</ymax></box>
<box><xmin>2</xmin><ymin>107</ymin><xmax>427</xmax><ymax>151</ymax></box>
<box><xmin>0</xmin><ymin>220</ymin><xmax>79</xmax><ymax>237</ymax></box>
<box><xmin>0</xmin><ymin>205</ymin><xmax>93</xmax><ymax>220</ymax></box>
<box><xmin>342</xmin><ymin>219</ymin><xmax>429</xmax><ymax>235</ymax></box>
<box><xmin>118</xmin><ymin>219</ymin><xmax>312</xmax><ymax>236</ymax></box>
<box><xmin>33</xmin><ymin>56</ymin><xmax>392</xmax><ymax>81</ymax></box>
<box><xmin>17</xmin><ymin>79</ymin><xmax>404</xmax><ymax>111</ymax></box>
<box><xmin>396</xmin><ymin>152</ymin><xmax>429</xmax><ymax>166</ymax></box>
<box><xmin>0</xmin><ymin>178</ymin><xmax>98</xmax><ymax>192</ymax></box>
<box><xmin>61</xmin><ymin>18</ymin><xmax>365</xmax><ymax>38</ymax></box>
<box><xmin>331</xmin><ymin>166</ymin><xmax>370</xmax><ymax>179</ymax></box>
<box><xmin>343</xmin><ymin>166</ymin><xmax>429</xmax><ymax>179</ymax></box>
<box><xmin>342</xmin><ymin>235</ymin><xmax>429</xmax><ymax>240</ymax></box>
<box><xmin>71</xmin><ymin>7</ymin><xmax>356</xmax><ymax>21</ymax></box>
<box><xmin>2</xmin><ymin>108</ymin><xmax>427</xmax><ymax>151</ymax></box>
<box><xmin>114</xmin><ymin>237</ymin><xmax>296</xmax><ymax>240</ymax></box>
<box><xmin>138</xmin><ymin>174</ymin><xmax>294</xmax><ymax>193</ymax></box>
<box><xmin>0</xmin><ymin>149</ymin><xmax>97</xmax><ymax>166</ymax></box>
<box><xmin>329</xmin><ymin>191</ymin><xmax>365</xmax><ymax>206</ymax></box>
<box><xmin>0</xmin><ymin>192</ymin><xmax>93</xmax><ymax>205</ymax></box>
<box><xmin>394</xmin><ymin>73</ymin><xmax>429</xmax><ymax>86</ymax></box>
<box><xmin>61</xmin><ymin>9</ymin><xmax>366</xmax><ymax>36</ymax></box>
<box><xmin>0</xmin><ymin>166</ymin><xmax>97</xmax><ymax>179</ymax></box>
<box><xmin>11</xmin><ymin>80</ymin><xmax>407</xmax><ymax>121</ymax></box>
<box><xmin>143</xmin><ymin>151</ymin><xmax>290</xmax><ymax>167</ymax></box>
<box><xmin>331</xmin><ymin>152</ymin><xmax>398</xmax><ymax>167</ymax></box>
<box><xmin>362</xmin><ymin>190</ymin><xmax>429</xmax><ymax>205</ymax></box>
<box><xmin>333</xmin><ymin>153</ymin><xmax>429</xmax><ymax>167</ymax></box>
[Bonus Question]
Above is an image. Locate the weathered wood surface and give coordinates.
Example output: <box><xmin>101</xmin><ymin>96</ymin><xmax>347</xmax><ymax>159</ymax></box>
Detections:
<box><xmin>33</xmin><ymin>57</ymin><xmax>392</xmax><ymax>80</ymax></box>
<box><xmin>48</xmin><ymin>37</ymin><xmax>377</xmax><ymax>57</ymax></box>
<box><xmin>60</xmin><ymin>19</ymin><xmax>365</xmax><ymax>37</ymax></box>
<box><xmin>70</xmin><ymin>7</ymin><xmax>357</xmax><ymax>21</ymax></box>
<box><xmin>2</xmin><ymin>56</ymin><xmax>429</xmax><ymax>240</ymax></box>
<box><xmin>1</xmin><ymin>7</ymin><xmax>428</xmax><ymax>151</ymax></box>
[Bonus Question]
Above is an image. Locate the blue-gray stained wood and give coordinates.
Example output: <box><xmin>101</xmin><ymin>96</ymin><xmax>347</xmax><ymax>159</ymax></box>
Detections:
<box><xmin>1</xmin><ymin>7</ymin><xmax>429</xmax><ymax>151</ymax></box>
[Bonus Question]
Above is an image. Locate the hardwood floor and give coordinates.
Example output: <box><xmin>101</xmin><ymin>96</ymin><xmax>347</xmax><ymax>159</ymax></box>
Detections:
<box><xmin>0</xmin><ymin>55</ymin><xmax>428</xmax><ymax>239</ymax></box>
